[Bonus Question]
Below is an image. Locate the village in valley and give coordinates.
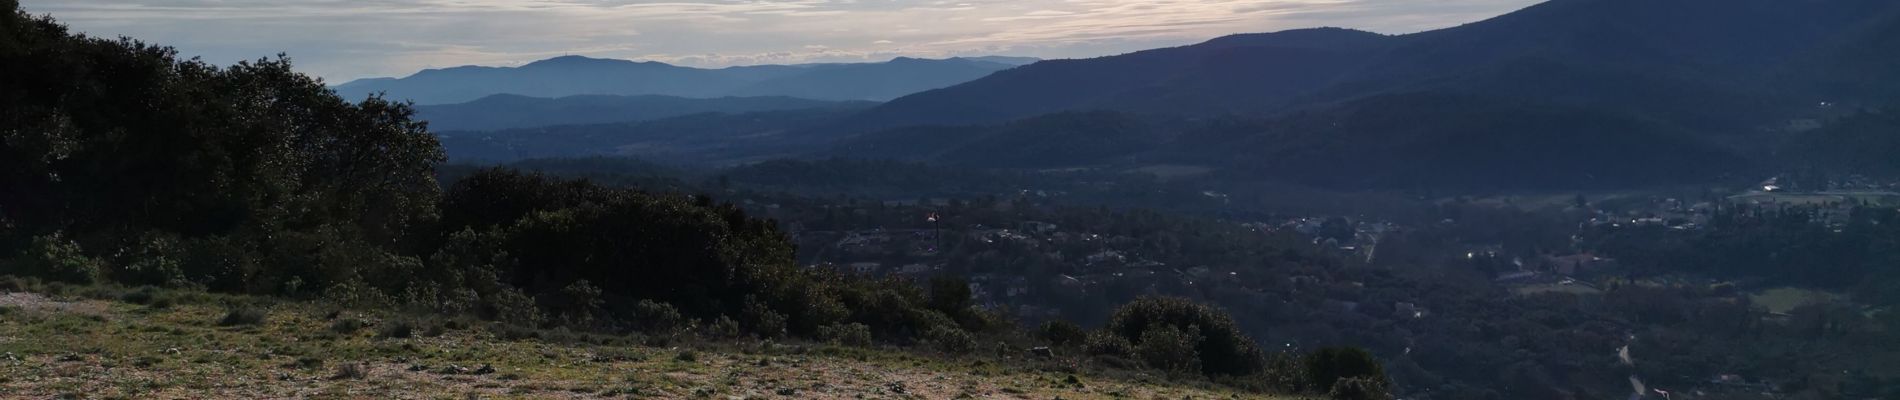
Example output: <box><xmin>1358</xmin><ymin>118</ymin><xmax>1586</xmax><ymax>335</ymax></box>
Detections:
<box><xmin>725</xmin><ymin>173</ymin><xmax>1900</xmax><ymax>398</ymax></box>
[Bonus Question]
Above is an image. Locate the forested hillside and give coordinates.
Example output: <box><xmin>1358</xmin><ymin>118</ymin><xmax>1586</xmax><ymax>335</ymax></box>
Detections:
<box><xmin>415</xmin><ymin>94</ymin><xmax>873</xmax><ymax>132</ymax></box>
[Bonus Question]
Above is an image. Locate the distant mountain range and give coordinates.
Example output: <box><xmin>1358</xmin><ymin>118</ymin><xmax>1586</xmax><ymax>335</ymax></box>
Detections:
<box><xmin>334</xmin><ymin>56</ymin><xmax>1034</xmax><ymax>105</ymax></box>
<box><xmin>850</xmin><ymin>0</ymin><xmax>1900</xmax><ymax>130</ymax></box>
<box><xmin>820</xmin><ymin>0</ymin><xmax>1900</xmax><ymax>190</ymax></box>
<box><xmin>415</xmin><ymin>94</ymin><xmax>874</xmax><ymax>132</ymax></box>
<box><xmin>424</xmin><ymin>0</ymin><xmax>1900</xmax><ymax>192</ymax></box>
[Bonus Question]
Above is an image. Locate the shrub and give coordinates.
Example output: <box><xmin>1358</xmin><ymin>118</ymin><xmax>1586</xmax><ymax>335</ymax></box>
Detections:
<box><xmin>704</xmin><ymin>316</ymin><xmax>742</xmax><ymax>339</ymax></box>
<box><xmin>630</xmin><ymin>299</ymin><xmax>686</xmax><ymax>334</ymax></box>
<box><xmin>218</xmin><ymin>307</ymin><xmax>268</xmax><ymax>326</ymax></box>
<box><xmin>292</xmin><ymin>357</ymin><xmax>325</xmax><ymax>370</ymax></box>
<box><xmin>1305</xmin><ymin>347</ymin><xmax>1387</xmax><ymax>395</ymax></box>
<box><xmin>329</xmin><ymin>318</ymin><xmax>366</xmax><ymax>334</ymax></box>
<box><xmin>741</xmin><ymin>299</ymin><xmax>788</xmax><ymax>339</ymax></box>
<box><xmin>1258</xmin><ymin>350</ymin><xmax>1311</xmax><ymax>393</ymax></box>
<box><xmin>1083</xmin><ymin>331</ymin><xmax>1134</xmax><ymax>358</ymax></box>
<box><xmin>332</xmin><ymin>362</ymin><xmax>368</xmax><ymax>380</ymax></box>
<box><xmin>7</xmin><ymin>234</ymin><xmax>101</xmax><ymax>284</ymax></box>
<box><xmin>377</xmin><ymin>320</ymin><xmax>416</xmax><ymax>339</ymax></box>
<box><xmin>552</xmin><ymin>280</ymin><xmax>605</xmax><ymax>328</ymax></box>
<box><xmin>1039</xmin><ymin>320</ymin><xmax>1088</xmax><ymax>347</ymax></box>
<box><xmin>491</xmin><ymin>323</ymin><xmax>541</xmax><ymax>341</ymax></box>
<box><xmin>1135</xmin><ymin>325</ymin><xmax>1202</xmax><ymax>373</ymax></box>
<box><xmin>927</xmin><ymin>276</ymin><xmax>974</xmax><ymax>314</ymax></box>
<box><xmin>925</xmin><ymin>325</ymin><xmax>976</xmax><ymax>355</ymax></box>
<box><xmin>1105</xmin><ymin>296</ymin><xmax>1263</xmax><ymax>377</ymax></box>
<box><xmin>818</xmin><ymin>323</ymin><xmax>874</xmax><ymax>346</ymax></box>
<box><xmin>115</xmin><ymin>233</ymin><xmax>189</xmax><ymax>287</ymax></box>
<box><xmin>0</xmin><ymin>276</ymin><xmax>25</xmax><ymax>292</ymax></box>
<box><xmin>483</xmin><ymin>288</ymin><xmax>544</xmax><ymax>327</ymax></box>
<box><xmin>148</xmin><ymin>295</ymin><xmax>175</xmax><ymax>309</ymax></box>
<box><xmin>1329</xmin><ymin>376</ymin><xmax>1390</xmax><ymax>400</ymax></box>
<box><xmin>118</xmin><ymin>287</ymin><xmax>158</xmax><ymax>305</ymax></box>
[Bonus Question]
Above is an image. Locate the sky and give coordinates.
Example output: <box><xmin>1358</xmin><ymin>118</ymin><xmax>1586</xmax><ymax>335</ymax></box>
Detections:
<box><xmin>24</xmin><ymin>0</ymin><xmax>1542</xmax><ymax>83</ymax></box>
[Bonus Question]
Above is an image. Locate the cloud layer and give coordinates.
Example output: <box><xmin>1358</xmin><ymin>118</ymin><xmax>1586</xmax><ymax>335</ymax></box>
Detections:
<box><xmin>25</xmin><ymin>0</ymin><xmax>1540</xmax><ymax>82</ymax></box>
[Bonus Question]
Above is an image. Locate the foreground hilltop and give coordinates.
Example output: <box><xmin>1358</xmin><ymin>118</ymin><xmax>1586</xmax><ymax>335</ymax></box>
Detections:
<box><xmin>0</xmin><ymin>286</ymin><xmax>1302</xmax><ymax>399</ymax></box>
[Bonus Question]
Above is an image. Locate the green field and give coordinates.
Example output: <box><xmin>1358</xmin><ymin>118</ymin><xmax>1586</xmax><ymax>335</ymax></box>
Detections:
<box><xmin>1511</xmin><ymin>283</ymin><xmax>1603</xmax><ymax>296</ymax></box>
<box><xmin>1749</xmin><ymin>287</ymin><xmax>1844</xmax><ymax>314</ymax></box>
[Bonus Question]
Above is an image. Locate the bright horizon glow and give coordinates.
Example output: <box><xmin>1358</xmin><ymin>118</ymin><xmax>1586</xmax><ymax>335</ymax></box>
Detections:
<box><xmin>24</xmin><ymin>0</ymin><xmax>1542</xmax><ymax>83</ymax></box>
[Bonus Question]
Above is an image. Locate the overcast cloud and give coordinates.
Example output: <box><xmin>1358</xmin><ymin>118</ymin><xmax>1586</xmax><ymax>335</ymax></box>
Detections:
<box><xmin>24</xmin><ymin>0</ymin><xmax>1541</xmax><ymax>82</ymax></box>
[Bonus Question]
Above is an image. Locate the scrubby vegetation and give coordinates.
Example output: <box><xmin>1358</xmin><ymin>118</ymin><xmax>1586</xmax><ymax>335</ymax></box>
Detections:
<box><xmin>0</xmin><ymin>282</ymin><xmax>1302</xmax><ymax>399</ymax></box>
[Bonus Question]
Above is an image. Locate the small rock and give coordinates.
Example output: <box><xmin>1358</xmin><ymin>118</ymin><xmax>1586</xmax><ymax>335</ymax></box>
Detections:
<box><xmin>472</xmin><ymin>364</ymin><xmax>496</xmax><ymax>375</ymax></box>
<box><xmin>777</xmin><ymin>388</ymin><xmax>798</xmax><ymax>396</ymax></box>
<box><xmin>407</xmin><ymin>364</ymin><xmax>429</xmax><ymax>372</ymax></box>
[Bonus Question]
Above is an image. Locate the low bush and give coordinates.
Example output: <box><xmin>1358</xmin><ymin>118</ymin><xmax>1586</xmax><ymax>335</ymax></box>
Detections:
<box><xmin>0</xmin><ymin>276</ymin><xmax>25</xmax><ymax>292</ymax></box>
<box><xmin>1328</xmin><ymin>377</ymin><xmax>1390</xmax><ymax>400</ymax></box>
<box><xmin>1104</xmin><ymin>296</ymin><xmax>1263</xmax><ymax>377</ymax></box>
<box><xmin>1039</xmin><ymin>320</ymin><xmax>1088</xmax><ymax>347</ymax></box>
<box><xmin>704</xmin><ymin>316</ymin><xmax>742</xmax><ymax>339</ymax></box>
<box><xmin>492</xmin><ymin>323</ymin><xmax>541</xmax><ymax>341</ymax></box>
<box><xmin>630</xmin><ymin>299</ymin><xmax>685</xmax><ymax>334</ymax></box>
<box><xmin>378</xmin><ymin>320</ymin><xmax>416</xmax><ymax>339</ymax></box>
<box><xmin>291</xmin><ymin>357</ymin><xmax>324</xmax><ymax>370</ymax></box>
<box><xmin>1084</xmin><ymin>331</ymin><xmax>1134</xmax><ymax>358</ymax></box>
<box><xmin>332</xmin><ymin>363</ymin><xmax>368</xmax><ymax>380</ymax></box>
<box><xmin>818</xmin><ymin>323</ymin><xmax>874</xmax><ymax>346</ymax></box>
<box><xmin>1135</xmin><ymin>325</ymin><xmax>1202</xmax><ymax>373</ymax></box>
<box><xmin>1305</xmin><ymin>347</ymin><xmax>1387</xmax><ymax>395</ymax></box>
<box><xmin>925</xmin><ymin>325</ymin><xmax>976</xmax><ymax>355</ymax></box>
<box><xmin>118</xmin><ymin>287</ymin><xmax>158</xmax><ymax>305</ymax></box>
<box><xmin>741</xmin><ymin>299</ymin><xmax>788</xmax><ymax>339</ymax></box>
<box><xmin>330</xmin><ymin>318</ymin><xmax>366</xmax><ymax>334</ymax></box>
<box><xmin>218</xmin><ymin>307</ymin><xmax>268</xmax><ymax>326</ymax></box>
<box><xmin>6</xmin><ymin>234</ymin><xmax>101</xmax><ymax>284</ymax></box>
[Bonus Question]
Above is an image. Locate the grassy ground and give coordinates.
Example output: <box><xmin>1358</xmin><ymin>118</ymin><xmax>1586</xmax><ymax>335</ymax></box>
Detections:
<box><xmin>0</xmin><ymin>288</ymin><xmax>1301</xmax><ymax>399</ymax></box>
<box><xmin>1749</xmin><ymin>287</ymin><xmax>1844</xmax><ymax>314</ymax></box>
<box><xmin>1511</xmin><ymin>283</ymin><xmax>1603</xmax><ymax>296</ymax></box>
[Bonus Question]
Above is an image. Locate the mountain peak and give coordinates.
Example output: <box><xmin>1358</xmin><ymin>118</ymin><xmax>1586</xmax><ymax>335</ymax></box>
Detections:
<box><xmin>957</xmin><ymin>56</ymin><xmax>1042</xmax><ymax>66</ymax></box>
<box><xmin>1200</xmin><ymin>27</ymin><xmax>1387</xmax><ymax>49</ymax></box>
<box><xmin>522</xmin><ymin>55</ymin><xmax>669</xmax><ymax>69</ymax></box>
